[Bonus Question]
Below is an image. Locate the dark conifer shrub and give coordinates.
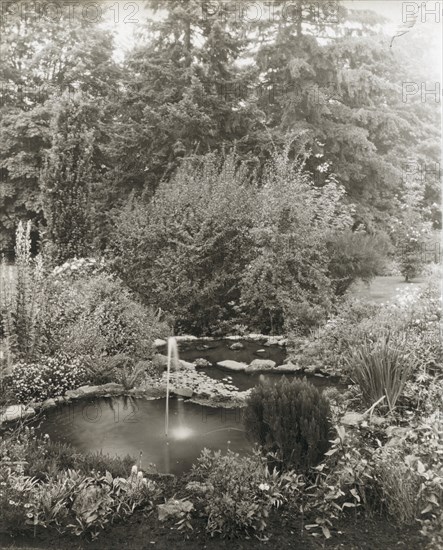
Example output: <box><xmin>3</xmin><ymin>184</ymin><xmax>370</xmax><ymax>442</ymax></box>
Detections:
<box><xmin>244</xmin><ymin>377</ymin><xmax>330</xmax><ymax>471</ymax></box>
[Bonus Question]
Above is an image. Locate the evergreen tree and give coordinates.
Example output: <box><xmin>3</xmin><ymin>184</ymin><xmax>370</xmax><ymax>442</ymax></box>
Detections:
<box><xmin>41</xmin><ymin>92</ymin><xmax>98</xmax><ymax>264</ymax></box>
<box><xmin>244</xmin><ymin>376</ymin><xmax>331</xmax><ymax>471</ymax></box>
<box><xmin>0</xmin><ymin>3</ymin><xmax>120</xmax><ymax>251</ymax></box>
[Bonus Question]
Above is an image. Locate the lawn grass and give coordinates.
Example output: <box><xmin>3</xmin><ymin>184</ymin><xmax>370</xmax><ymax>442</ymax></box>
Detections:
<box><xmin>348</xmin><ymin>276</ymin><xmax>427</xmax><ymax>305</ymax></box>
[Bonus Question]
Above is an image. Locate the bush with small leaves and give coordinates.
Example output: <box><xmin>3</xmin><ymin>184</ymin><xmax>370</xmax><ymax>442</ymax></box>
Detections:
<box><xmin>7</xmin><ymin>354</ymin><xmax>89</xmax><ymax>403</ymax></box>
<box><xmin>244</xmin><ymin>377</ymin><xmax>331</xmax><ymax>471</ymax></box>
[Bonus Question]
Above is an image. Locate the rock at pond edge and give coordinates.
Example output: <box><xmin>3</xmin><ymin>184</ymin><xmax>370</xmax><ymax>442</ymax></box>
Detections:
<box><xmin>216</xmin><ymin>360</ymin><xmax>247</xmax><ymax>372</ymax></box>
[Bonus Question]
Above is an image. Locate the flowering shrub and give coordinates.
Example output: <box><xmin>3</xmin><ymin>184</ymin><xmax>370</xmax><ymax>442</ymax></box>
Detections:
<box><xmin>0</xmin><ymin>222</ymin><xmax>47</xmax><ymax>364</ymax></box>
<box><xmin>51</xmin><ymin>257</ymin><xmax>107</xmax><ymax>280</ymax></box>
<box><xmin>7</xmin><ymin>354</ymin><xmax>88</xmax><ymax>403</ymax></box>
<box><xmin>0</xmin><ymin>467</ymin><xmax>39</xmax><ymax>534</ymax></box>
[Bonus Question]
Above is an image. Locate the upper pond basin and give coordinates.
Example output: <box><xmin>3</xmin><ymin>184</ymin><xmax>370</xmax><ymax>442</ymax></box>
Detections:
<box><xmin>33</xmin><ymin>338</ymin><xmax>343</xmax><ymax>474</ymax></box>
<box><xmin>169</xmin><ymin>338</ymin><xmax>337</xmax><ymax>391</ymax></box>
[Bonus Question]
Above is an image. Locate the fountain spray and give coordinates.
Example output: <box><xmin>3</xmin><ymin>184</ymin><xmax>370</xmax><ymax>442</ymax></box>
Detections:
<box><xmin>165</xmin><ymin>336</ymin><xmax>178</xmax><ymax>437</ymax></box>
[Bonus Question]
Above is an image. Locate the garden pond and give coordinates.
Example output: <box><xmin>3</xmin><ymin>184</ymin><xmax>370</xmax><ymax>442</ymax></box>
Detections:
<box><xmin>32</xmin><ymin>338</ymin><xmax>343</xmax><ymax>475</ymax></box>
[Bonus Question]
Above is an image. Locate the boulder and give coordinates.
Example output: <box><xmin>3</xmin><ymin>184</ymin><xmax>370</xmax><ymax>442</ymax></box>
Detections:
<box><xmin>194</xmin><ymin>358</ymin><xmax>211</xmax><ymax>368</ymax></box>
<box><xmin>174</xmin><ymin>335</ymin><xmax>197</xmax><ymax>342</ymax></box>
<box><xmin>196</xmin><ymin>344</ymin><xmax>211</xmax><ymax>351</ymax></box>
<box><xmin>274</xmin><ymin>363</ymin><xmax>303</xmax><ymax>373</ymax></box>
<box><xmin>65</xmin><ymin>388</ymin><xmax>87</xmax><ymax>399</ymax></box>
<box><xmin>179</xmin><ymin>360</ymin><xmax>196</xmax><ymax>370</ymax></box>
<box><xmin>265</xmin><ymin>336</ymin><xmax>281</xmax><ymax>346</ymax></box>
<box><xmin>0</xmin><ymin>404</ymin><xmax>35</xmax><ymax>424</ymax></box>
<box><xmin>245</xmin><ymin>359</ymin><xmax>276</xmax><ymax>373</ymax></box>
<box><xmin>245</xmin><ymin>333</ymin><xmax>267</xmax><ymax>342</ymax></box>
<box><xmin>41</xmin><ymin>398</ymin><xmax>57</xmax><ymax>410</ymax></box>
<box><xmin>186</xmin><ymin>481</ymin><xmax>214</xmax><ymax>496</ymax></box>
<box><xmin>304</xmin><ymin>365</ymin><xmax>319</xmax><ymax>374</ymax></box>
<box><xmin>341</xmin><ymin>412</ymin><xmax>365</xmax><ymax>427</ymax></box>
<box><xmin>229</xmin><ymin>342</ymin><xmax>244</xmax><ymax>350</ymax></box>
<box><xmin>216</xmin><ymin>360</ymin><xmax>247</xmax><ymax>372</ymax></box>
<box><xmin>158</xmin><ymin>499</ymin><xmax>194</xmax><ymax>522</ymax></box>
<box><xmin>153</xmin><ymin>338</ymin><xmax>167</xmax><ymax>348</ymax></box>
<box><xmin>153</xmin><ymin>354</ymin><xmax>195</xmax><ymax>371</ymax></box>
<box><xmin>152</xmin><ymin>354</ymin><xmax>168</xmax><ymax>371</ymax></box>
<box><xmin>172</xmin><ymin>387</ymin><xmax>193</xmax><ymax>398</ymax></box>
<box><xmin>96</xmin><ymin>383</ymin><xmax>124</xmax><ymax>394</ymax></box>
<box><xmin>65</xmin><ymin>383</ymin><xmax>124</xmax><ymax>400</ymax></box>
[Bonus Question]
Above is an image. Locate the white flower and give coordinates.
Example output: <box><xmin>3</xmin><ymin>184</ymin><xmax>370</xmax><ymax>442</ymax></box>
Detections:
<box><xmin>131</xmin><ymin>465</ymin><xmax>138</xmax><ymax>475</ymax></box>
<box><xmin>259</xmin><ymin>483</ymin><xmax>270</xmax><ymax>491</ymax></box>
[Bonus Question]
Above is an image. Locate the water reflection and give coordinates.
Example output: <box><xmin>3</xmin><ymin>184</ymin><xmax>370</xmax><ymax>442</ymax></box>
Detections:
<box><xmin>33</xmin><ymin>397</ymin><xmax>249</xmax><ymax>475</ymax></box>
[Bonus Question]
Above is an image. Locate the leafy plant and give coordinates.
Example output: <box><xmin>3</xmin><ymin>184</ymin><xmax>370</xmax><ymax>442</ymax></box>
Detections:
<box><xmin>42</xmin><ymin>271</ymin><xmax>169</xmax><ymax>360</ymax></box>
<box><xmin>373</xmin><ymin>448</ymin><xmax>421</xmax><ymax>525</ymax></box>
<box><xmin>244</xmin><ymin>377</ymin><xmax>331</xmax><ymax>471</ymax></box>
<box><xmin>190</xmin><ymin>449</ymin><xmax>285</xmax><ymax>538</ymax></box>
<box><xmin>0</xmin><ymin>453</ymin><xmax>159</xmax><ymax>541</ymax></box>
<box><xmin>345</xmin><ymin>332</ymin><xmax>418</xmax><ymax>412</ymax></box>
<box><xmin>325</xmin><ymin>229</ymin><xmax>390</xmax><ymax>295</ymax></box>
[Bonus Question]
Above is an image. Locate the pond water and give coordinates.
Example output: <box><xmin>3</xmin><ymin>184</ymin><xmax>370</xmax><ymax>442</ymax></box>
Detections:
<box><xmin>172</xmin><ymin>338</ymin><xmax>338</xmax><ymax>391</ymax></box>
<box><xmin>32</xmin><ymin>339</ymin><xmax>343</xmax><ymax>475</ymax></box>
<box><xmin>33</xmin><ymin>396</ymin><xmax>249</xmax><ymax>475</ymax></box>
<box><xmin>175</xmin><ymin>338</ymin><xmax>287</xmax><ymax>366</ymax></box>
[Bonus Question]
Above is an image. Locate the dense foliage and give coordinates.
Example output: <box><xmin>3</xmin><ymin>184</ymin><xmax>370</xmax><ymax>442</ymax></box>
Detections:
<box><xmin>0</xmin><ymin>225</ymin><xmax>170</xmax><ymax>404</ymax></box>
<box><xmin>244</xmin><ymin>377</ymin><xmax>330</xmax><ymax>471</ymax></box>
<box><xmin>113</xmin><ymin>149</ymin><xmax>386</xmax><ymax>334</ymax></box>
